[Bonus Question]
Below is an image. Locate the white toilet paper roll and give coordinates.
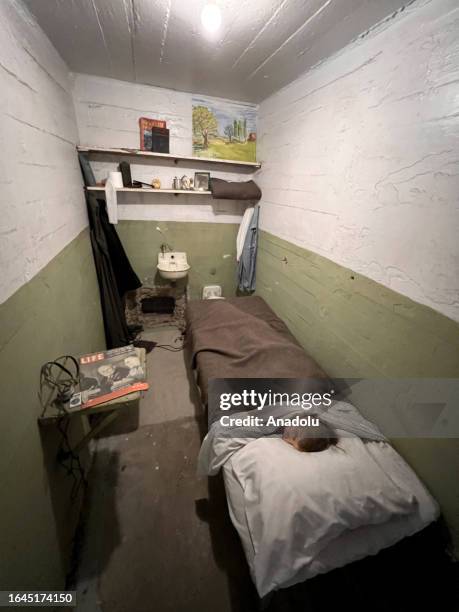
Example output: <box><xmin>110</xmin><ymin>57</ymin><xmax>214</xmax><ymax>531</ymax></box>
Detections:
<box><xmin>108</xmin><ymin>171</ymin><xmax>124</xmax><ymax>188</ymax></box>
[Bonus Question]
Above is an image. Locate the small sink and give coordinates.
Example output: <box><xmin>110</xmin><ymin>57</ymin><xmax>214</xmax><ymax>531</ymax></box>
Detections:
<box><xmin>157</xmin><ymin>252</ymin><xmax>190</xmax><ymax>280</ymax></box>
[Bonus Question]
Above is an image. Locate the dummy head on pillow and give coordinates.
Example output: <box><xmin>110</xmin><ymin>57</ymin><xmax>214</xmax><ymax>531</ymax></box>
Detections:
<box><xmin>282</xmin><ymin>422</ymin><xmax>338</xmax><ymax>453</ymax></box>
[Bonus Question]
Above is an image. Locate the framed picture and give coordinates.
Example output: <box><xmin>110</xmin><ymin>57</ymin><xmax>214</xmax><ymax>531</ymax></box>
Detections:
<box><xmin>139</xmin><ymin>117</ymin><xmax>166</xmax><ymax>150</ymax></box>
<box><xmin>194</xmin><ymin>172</ymin><xmax>210</xmax><ymax>191</ymax></box>
<box><xmin>192</xmin><ymin>95</ymin><xmax>257</xmax><ymax>162</ymax></box>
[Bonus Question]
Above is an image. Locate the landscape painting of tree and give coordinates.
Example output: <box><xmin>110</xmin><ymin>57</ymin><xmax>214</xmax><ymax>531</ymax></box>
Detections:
<box><xmin>192</xmin><ymin>95</ymin><xmax>257</xmax><ymax>162</ymax></box>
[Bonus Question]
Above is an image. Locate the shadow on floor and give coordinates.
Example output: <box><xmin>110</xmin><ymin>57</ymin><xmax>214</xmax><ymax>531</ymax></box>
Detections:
<box><xmin>39</xmin><ymin>416</ymin><xmax>92</xmax><ymax>583</ymax></box>
<box><xmin>71</xmin><ymin>416</ymin><xmax>259</xmax><ymax>612</ymax></box>
<box><xmin>68</xmin><ymin>448</ymin><xmax>122</xmax><ymax>591</ymax></box>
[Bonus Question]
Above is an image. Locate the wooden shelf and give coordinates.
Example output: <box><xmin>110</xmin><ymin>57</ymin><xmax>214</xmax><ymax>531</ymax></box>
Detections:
<box><xmin>87</xmin><ymin>186</ymin><xmax>211</xmax><ymax>195</ymax></box>
<box><xmin>77</xmin><ymin>145</ymin><xmax>261</xmax><ymax>169</ymax></box>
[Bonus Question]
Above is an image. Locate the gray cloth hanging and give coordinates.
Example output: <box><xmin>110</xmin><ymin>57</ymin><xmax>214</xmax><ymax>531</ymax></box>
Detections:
<box><xmin>237</xmin><ymin>205</ymin><xmax>260</xmax><ymax>292</ymax></box>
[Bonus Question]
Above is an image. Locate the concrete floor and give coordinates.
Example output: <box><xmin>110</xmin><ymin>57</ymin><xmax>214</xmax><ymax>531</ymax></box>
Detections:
<box><xmin>71</xmin><ymin>326</ymin><xmax>257</xmax><ymax>612</ymax></box>
<box><xmin>138</xmin><ymin>326</ymin><xmax>202</xmax><ymax>427</ymax></box>
<box><xmin>70</xmin><ymin>327</ymin><xmax>459</xmax><ymax>612</ymax></box>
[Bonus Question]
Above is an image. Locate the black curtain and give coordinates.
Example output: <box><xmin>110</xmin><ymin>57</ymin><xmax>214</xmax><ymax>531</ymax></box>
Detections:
<box><xmin>79</xmin><ymin>154</ymin><xmax>141</xmax><ymax>349</ymax></box>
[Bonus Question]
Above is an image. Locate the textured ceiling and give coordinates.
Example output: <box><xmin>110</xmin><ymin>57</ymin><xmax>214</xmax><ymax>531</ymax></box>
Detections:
<box><xmin>24</xmin><ymin>0</ymin><xmax>408</xmax><ymax>103</ymax></box>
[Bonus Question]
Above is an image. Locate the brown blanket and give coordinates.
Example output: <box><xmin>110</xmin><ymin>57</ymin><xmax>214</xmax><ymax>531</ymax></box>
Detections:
<box><xmin>210</xmin><ymin>178</ymin><xmax>262</xmax><ymax>200</ymax></box>
<box><xmin>186</xmin><ymin>296</ymin><xmax>329</xmax><ymax>408</ymax></box>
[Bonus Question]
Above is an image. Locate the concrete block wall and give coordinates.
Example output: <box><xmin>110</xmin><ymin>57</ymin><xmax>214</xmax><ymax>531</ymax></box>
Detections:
<box><xmin>0</xmin><ymin>0</ymin><xmax>104</xmax><ymax>589</ymax></box>
<box><xmin>2</xmin><ymin>0</ymin><xmax>458</xmax><ymax>589</ymax></box>
<box><xmin>257</xmin><ymin>0</ymin><xmax>459</xmax><ymax>323</ymax></box>
<box><xmin>71</xmin><ymin>73</ymin><xmax>258</xmax><ymax>298</ymax></box>
<box><xmin>72</xmin><ymin>73</ymin><xmax>257</xmax><ymax>225</ymax></box>
<box><xmin>0</xmin><ymin>0</ymin><xmax>89</xmax><ymax>306</ymax></box>
<box><xmin>255</xmin><ymin>0</ymin><xmax>459</xmax><ymax>551</ymax></box>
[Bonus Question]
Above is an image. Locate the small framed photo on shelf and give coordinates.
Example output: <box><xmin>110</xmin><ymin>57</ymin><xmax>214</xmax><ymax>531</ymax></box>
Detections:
<box><xmin>194</xmin><ymin>172</ymin><xmax>210</xmax><ymax>191</ymax></box>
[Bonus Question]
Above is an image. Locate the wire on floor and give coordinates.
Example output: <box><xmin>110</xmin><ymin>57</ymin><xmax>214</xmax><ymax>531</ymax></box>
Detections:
<box><xmin>131</xmin><ymin>325</ymin><xmax>187</xmax><ymax>352</ymax></box>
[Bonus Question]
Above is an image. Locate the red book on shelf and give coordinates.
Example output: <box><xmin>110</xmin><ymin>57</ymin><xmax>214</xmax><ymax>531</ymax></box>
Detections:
<box><xmin>139</xmin><ymin>117</ymin><xmax>167</xmax><ymax>150</ymax></box>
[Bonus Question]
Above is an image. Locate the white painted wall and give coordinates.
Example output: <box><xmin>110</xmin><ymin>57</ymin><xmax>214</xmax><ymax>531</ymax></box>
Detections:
<box><xmin>0</xmin><ymin>0</ymin><xmax>88</xmax><ymax>305</ymax></box>
<box><xmin>71</xmin><ymin>73</ymin><xmax>256</xmax><ymax>224</ymax></box>
<box><xmin>258</xmin><ymin>0</ymin><xmax>459</xmax><ymax>323</ymax></box>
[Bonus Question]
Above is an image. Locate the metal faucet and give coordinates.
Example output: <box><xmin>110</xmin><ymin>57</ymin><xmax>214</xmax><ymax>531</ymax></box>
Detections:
<box><xmin>156</xmin><ymin>227</ymin><xmax>173</xmax><ymax>253</ymax></box>
<box><xmin>160</xmin><ymin>242</ymin><xmax>173</xmax><ymax>254</ymax></box>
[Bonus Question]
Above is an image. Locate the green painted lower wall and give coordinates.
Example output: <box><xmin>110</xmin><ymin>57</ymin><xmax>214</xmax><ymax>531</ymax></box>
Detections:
<box><xmin>257</xmin><ymin>230</ymin><xmax>459</xmax><ymax>552</ymax></box>
<box><xmin>0</xmin><ymin>228</ymin><xmax>105</xmax><ymax>590</ymax></box>
<box><xmin>117</xmin><ymin>220</ymin><xmax>240</xmax><ymax>300</ymax></box>
<box><xmin>257</xmin><ymin>231</ymin><xmax>459</xmax><ymax>379</ymax></box>
<box><xmin>3</xmin><ymin>220</ymin><xmax>455</xmax><ymax>590</ymax></box>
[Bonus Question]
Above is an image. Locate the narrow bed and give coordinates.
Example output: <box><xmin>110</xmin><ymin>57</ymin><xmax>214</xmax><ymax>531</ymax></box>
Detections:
<box><xmin>186</xmin><ymin>295</ymin><xmax>329</xmax><ymax>411</ymax></box>
<box><xmin>222</xmin><ymin>436</ymin><xmax>437</xmax><ymax>596</ymax></box>
<box><xmin>186</xmin><ymin>296</ymin><xmax>439</xmax><ymax>598</ymax></box>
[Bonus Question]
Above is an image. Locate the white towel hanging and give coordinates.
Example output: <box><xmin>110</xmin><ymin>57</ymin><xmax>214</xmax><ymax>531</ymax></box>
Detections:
<box><xmin>236</xmin><ymin>206</ymin><xmax>254</xmax><ymax>262</ymax></box>
<box><xmin>104</xmin><ymin>178</ymin><xmax>118</xmax><ymax>224</ymax></box>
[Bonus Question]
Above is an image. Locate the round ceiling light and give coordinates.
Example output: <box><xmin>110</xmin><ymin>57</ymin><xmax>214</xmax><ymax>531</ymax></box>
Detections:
<box><xmin>201</xmin><ymin>3</ymin><xmax>222</xmax><ymax>32</ymax></box>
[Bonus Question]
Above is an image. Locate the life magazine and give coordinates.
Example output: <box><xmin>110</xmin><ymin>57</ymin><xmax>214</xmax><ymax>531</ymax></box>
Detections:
<box><xmin>71</xmin><ymin>345</ymin><xmax>148</xmax><ymax>409</ymax></box>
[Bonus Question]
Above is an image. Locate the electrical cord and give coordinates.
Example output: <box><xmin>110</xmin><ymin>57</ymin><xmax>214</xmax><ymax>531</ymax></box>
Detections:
<box><xmin>56</xmin><ymin>417</ymin><xmax>87</xmax><ymax>501</ymax></box>
<box><xmin>155</xmin><ymin>338</ymin><xmax>187</xmax><ymax>352</ymax></box>
<box><xmin>131</xmin><ymin>324</ymin><xmax>187</xmax><ymax>352</ymax></box>
<box><xmin>39</xmin><ymin>355</ymin><xmax>80</xmax><ymax>417</ymax></box>
<box><xmin>39</xmin><ymin>355</ymin><xmax>86</xmax><ymax>499</ymax></box>
<box><xmin>155</xmin><ymin>327</ymin><xmax>187</xmax><ymax>352</ymax></box>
